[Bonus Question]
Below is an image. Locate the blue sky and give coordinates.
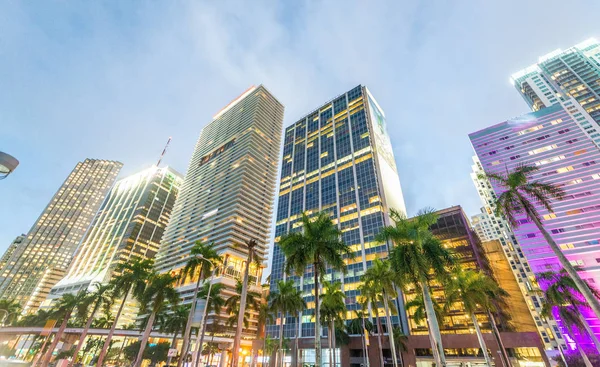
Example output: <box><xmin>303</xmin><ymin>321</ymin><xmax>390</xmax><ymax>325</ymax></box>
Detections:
<box><xmin>1</xmin><ymin>0</ymin><xmax>599</xmax><ymax>254</ymax></box>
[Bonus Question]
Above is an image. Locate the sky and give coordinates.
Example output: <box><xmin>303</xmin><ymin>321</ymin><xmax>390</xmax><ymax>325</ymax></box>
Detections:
<box><xmin>1</xmin><ymin>0</ymin><xmax>599</xmax><ymax>255</ymax></box>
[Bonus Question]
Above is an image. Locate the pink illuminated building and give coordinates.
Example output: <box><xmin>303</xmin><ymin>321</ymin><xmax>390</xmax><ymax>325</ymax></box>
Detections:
<box><xmin>469</xmin><ymin>100</ymin><xmax>600</xmax><ymax>350</ymax></box>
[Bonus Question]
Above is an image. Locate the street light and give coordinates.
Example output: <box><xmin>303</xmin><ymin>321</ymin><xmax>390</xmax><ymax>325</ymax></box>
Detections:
<box><xmin>191</xmin><ymin>256</ymin><xmax>218</xmax><ymax>367</ymax></box>
<box><xmin>0</xmin><ymin>152</ymin><xmax>19</xmax><ymax>180</ymax></box>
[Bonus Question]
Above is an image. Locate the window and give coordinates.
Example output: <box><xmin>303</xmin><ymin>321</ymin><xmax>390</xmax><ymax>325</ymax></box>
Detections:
<box><xmin>574</xmin><ymin>149</ymin><xmax>587</xmax><ymax>156</ymax></box>
<box><xmin>550</xmin><ymin>119</ymin><xmax>563</xmax><ymax>125</ymax></box>
<box><xmin>560</xmin><ymin>243</ymin><xmax>575</xmax><ymax>250</ymax></box>
<box><xmin>551</xmin><ymin>228</ymin><xmax>565</xmax><ymax>234</ymax></box>
<box><xmin>556</xmin><ymin>166</ymin><xmax>574</xmax><ymax>173</ymax></box>
<box><xmin>582</xmin><ymin>161</ymin><xmax>597</xmax><ymax>167</ymax></box>
<box><xmin>558</xmin><ymin>129</ymin><xmax>570</xmax><ymax>134</ymax></box>
<box><xmin>529</xmin><ymin>145</ymin><xmax>557</xmax><ymax>155</ymax></box>
<box><xmin>518</xmin><ymin>125</ymin><xmax>544</xmax><ymax>135</ymax></box>
<box><xmin>543</xmin><ymin>214</ymin><xmax>557</xmax><ymax>220</ymax></box>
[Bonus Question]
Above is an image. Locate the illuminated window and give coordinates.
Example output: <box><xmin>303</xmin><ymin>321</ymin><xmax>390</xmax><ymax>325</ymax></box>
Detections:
<box><xmin>574</xmin><ymin>149</ymin><xmax>587</xmax><ymax>156</ymax></box>
<box><xmin>528</xmin><ymin>145</ymin><xmax>557</xmax><ymax>155</ymax></box>
<box><xmin>550</xmin><ymin>119</ymin><xmax>563</xmax><ymax>125</ymax></box>
<box><xmin>534</xmin><ymin>155</ymin><xmax>565</xmax><ymax>166</ymax></box>
<box><xmin>543</xmin><ymin>214</ymin><xmax>557</xmax><ymax>220</ymax></box>
<box><xmin>518</xmin><ymin>125</ymin><xmax>544</xmax><ymax>135</ymax></box>
<box><xmin>556</xmin><ymin>166</ymin><xmax>574</xmax><ymax>173</ymax></box>
<box><xmin>560</xmin><ymin>243</ymin><xmax>575</xmax><ymax>250</ymax></box>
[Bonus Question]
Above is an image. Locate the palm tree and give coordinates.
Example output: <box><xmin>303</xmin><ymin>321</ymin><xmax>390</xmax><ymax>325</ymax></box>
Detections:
<box><xmin>278</xmin><ymin>212</ymin><xmax>351</xmax><ymax>367</ymax></box>
<box><xmin>226</xmin><ymin>280</ymin><xmax>261</xmax><ymax>329</ymax></box>
<box><xmin>551</xmin><ymin>305</ymin><xmax>594</xmax><ymax>367</ymax></box>
<box><xmin>68</xmin><ymin>283</ymin><xmax>113</xmax><ymax>367</ymax></box>
<box><xmin>360</xmin><ymin>258</ymin><xmax>400</xmax><ymax>367</ymax></box>
<box><xmin>347</xmin><ymin>310</ymin><xmax>373</xmax><ymax>367</ymax></box>
<box><xmin>379</xmin><ymin>208</ymin><xmax>455</xmax><ymax>367</ymax></box>
<box><xmin>320</xmin><ymin>281</ymin><xmax>346</xmax><ymax>367</ymax></box>
<box><xmin>0</xmin><ymin>299</ymin><xmax>21</xmax><ymax>325</ymax></box>
<box><xmin>194</xmin><ymin>281</ymin><xmax>226</xmax><ymax>366</ymax></box>
<box><xmin>480</xmin><ymin>163</ymin><xmax>600</xmax><ymax>321</ymax></box>
<box><xmin>96</xmin><ymin>258</ymin><xmax>154</xmax><ymax>367</ymax></box>
<box><xmin>161</xmin><ymin>304</ymin><xmax>191</xmax><ymax>366</ymax></box>
<box><xmin>358</xmin><ymin>282</ymin><xmax>386</xmax><ymax>367</ymax></box>
<box><xmin>40</xmin><ymin>290</ymin><xmax>88</xmax><ymax>367</ymax></box>
<box><xmin>178</xmin><ymin>241</ymin><xmax>221</xmax><ymax>367</ymax></box>
<box><xmin>269</xmin><ymin>279</ymin><xmax>306</xmax><ymax>367</ymax></box>
<box><xmin>445</xmin><ymin>269</ymin><xmax>506</xmax><ymax>367</ymax></box>
<box><xmin>231</xmin><ymin>238</ymin><xmax>261</xmax><ymax>367</ymax></box>
<box><xmin>133</xmin><ymin>273</ymin><xmax>179</xmax><ymax>367</ymax></box>
<box><xmin>538</xmin><ymin>268</ymin><xmax>600</xmax><ymax>354</ymax></box>
<box><xmin>253</xmin><ymin>301</ymin><xmax>274</xmax><ymax>367</ymax></box>
<box><xmin>133</xmin><ymin>272</ymin><xmax>179</xmax><ymax>367</ymax></box>
<box><xmin>392</xmin><ymin>326</ymin><xmax>408</xmax><ymax>365</ymax></box>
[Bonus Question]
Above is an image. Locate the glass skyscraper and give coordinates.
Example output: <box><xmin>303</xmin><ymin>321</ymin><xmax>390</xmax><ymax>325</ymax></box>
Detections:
<box><xmin>469</xmin><ymin>102</ymin><xmax>600</xmax><ymax>348</ymax></box>
<box><xmin>511</xmin><ymin>39</ymin><xmax>600</xmax><ymax>129</ymax></box>
<box><xmin>44</xmin><ymin>165</ymin><xmax>182</xmax><ymax>323</ymax></box>
<box><xmin>0</xmin><ymin>159</ymin><xmax>122</xmax><ymax>313</ymax></box>
<box><xmin>267</xmin><ymin>85</ymin><xmax>406</xmax><ymax>363</ymax></box>
<box><xmin>155</xmin><ymin>85</ymin><xmax>284</xmax><ymax>349</ymax></box>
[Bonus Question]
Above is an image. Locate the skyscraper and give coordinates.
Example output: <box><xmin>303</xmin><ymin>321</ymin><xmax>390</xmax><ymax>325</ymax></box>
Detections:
<box><xmin>44</xmin><ymin>165</ymin><xmax>182</xmax><ymax>322</ymax></box>
<box><xmin>511</xmin><ymin>39</ymin><xmax>600</xmax><ymax>131</ymax></box>
<box><xmin>470</xmin><ymin>156</ymin><xmax>565</xmax><ymax>354</ymax></box>
<box><xmin>0</xmin><ymin>159</ymin><xmax>122</xmax><ymax>313</ymax></box>
<box><xmin>0</xmin><ymin>235</ymin><xmax>25</xmax><ymax>278</ymax></box>
<box><xmin>155</xmin><ymin>85</ymin><xmax>283</xmax><ymax>351</ymax></box>
<box><xmin>267</xmin><ymin>85</ymin><xmax>407</xmax><ymax>365</ymax></box>
<box><xmin>469</xmin><ymin>102</ymin><xmax>600</xmax><ymax>348</ymax></box>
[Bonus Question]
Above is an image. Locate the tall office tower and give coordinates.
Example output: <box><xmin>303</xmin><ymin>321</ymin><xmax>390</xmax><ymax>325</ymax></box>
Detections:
<box><xmin>471</xmin><ymin>212</ymin><xmax>497</xmax><ymax>242</ymax></box>
<box><xmin>0</xmin><ymin>159</ymin><xmax>122</xmax><ymax>313</ymax></box>
<box><xmin>267</xmin><ymin>85</ymin><xmax>407</xmax><ymax>366</ymax></box>
<box><xmin>469</xmin><ymin>103</ymin><xmax>600</xmax><ymax>349</ymax></box>
<box><xmin>511</xmin><ymin>39</ymin><xmax>600</xmax><ymax>131</ymax></box>
<box><xmin>402</xmin><ymin>206</ymin><xmax>548</xmax><ymax>367</ymax></box>
<box><xmin>471</xmin><ymin>157</ymin><xmax>565</xmax><ymax>354</ymax></box>
<box><xmin>44</xmin><ymin>166</ymin><xmax>182</xmax><ymax>321</ymax></box>
<box><xmin>155</xmin><ymin>86</ymin><xmax>283</xmax><ymax>348</ymax></box>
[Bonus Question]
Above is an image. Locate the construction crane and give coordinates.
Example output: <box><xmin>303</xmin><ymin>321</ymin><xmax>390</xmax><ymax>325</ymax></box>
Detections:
<box><xmin>156</xmin><ymin>137</ymin><xmax>172</xmax><ymax>167</ymax></box>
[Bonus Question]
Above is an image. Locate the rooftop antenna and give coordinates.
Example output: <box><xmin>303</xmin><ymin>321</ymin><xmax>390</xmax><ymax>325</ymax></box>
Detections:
<box><xmin>156</xmin><ymin>137</ymin><xmax>172</xmax><ymax>167</ymax></box>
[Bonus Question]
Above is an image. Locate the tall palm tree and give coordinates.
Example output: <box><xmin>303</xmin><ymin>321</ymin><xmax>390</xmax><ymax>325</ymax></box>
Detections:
<box><xmin>347</xmin><ymin>310</ymin><xmax>373</xmax><ymax>367</ymax></box>
<box><xmin>392</xmin><ymin>326</ymin><xmax>408</xmax><ymax>366</ymax></box>
<box><xmin>379</xmin><ymin>208</ymin><xmax>455</xmax><ymax>367</ymax></box>
<box><xmin>358</xmin><ymin>281</ymin><xmax>387</xmax><ymax>367</ymax></box>
<box><xmin>96</xmin><ymin>258</ymin><xmax>154</xmax><ymax>367</ymax></box>
<box><xmin>231</xmin><ymin>239</ymin><xmax>261</xmax><ymax>367</ymax></box>
<box><xmin>68</xmin><ymin>283</ymin><xmax>113</xmax><ymax>367</ymax></box>
<box><xmin>269</xmin><ymin>279</ymin><xmax>306</xmax><ymax>367</ymax></box>
<box><xmin>320</xmin><ymin>281</ymin><xmax>346</xmax><ymax>367</ymax></box>
<box><xmin>178</xmin><ymin>241</ymin><xmax>221</xmax><ymax>367</ymax></box>
<box><xmin>551</xmin><ymin>305</ymin><xmax>594</xmax><ymax>367</ymax></box>
<box><xmin>480</xmin><ymin>164</ymin><xmax>600</xmax><ymax>320</ymax></box>
<box><xmin>133</xmin><ymin>272</ymin><xmax>180</xmax><ymax>367</ymax></box>
<box><xmin>226</xmin><ymin>280</ymin><xmax>261</xmax><ymax>329</ymax></box>
<box><xmin>40</xmin><ymin>290</ymin><xmax>88</xmax><ymax>367</ymax></box>
<box><xmin>195</xmin><ymin>281</ymin><xmax>226</xmax><ymax>365</ymax></box>
<box><xmin>162</xmin><ymin>304</ymin><xmax>191</xmax><ymax>367</ymax></box>
<box><xmin>360</xmin><ymin>258</ymin><xmax>400</xmax><ymax>367</ymax></box>
<box><xmin>445</xmin><ymin>269</ymin><xmax>505</xmax><ymax>367</ymax></box>
<box><xmin>252</xmin><ymin>301</ymin><xmax>274</xmax><ymax>367</ymax></box>
<box><xmin>538</xmin><ymin>268</ymin><xmax>600</xmax><ymax>354</ymax></box>
<box><xmin>0</xmin><ymin>299</ymin><xmax>21</xmax><ymax>326</ymax></box>
<box><xmin>278</xmin><ymin>212</ymin><xmax>351</xmax><ymax>367</ymax></box>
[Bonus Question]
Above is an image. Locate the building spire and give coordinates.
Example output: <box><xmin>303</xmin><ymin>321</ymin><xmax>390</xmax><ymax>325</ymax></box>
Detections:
<box><xmin>156</xmin><ymin>136</ymin><xmax>172</xmax><ymax>167</ymax></box>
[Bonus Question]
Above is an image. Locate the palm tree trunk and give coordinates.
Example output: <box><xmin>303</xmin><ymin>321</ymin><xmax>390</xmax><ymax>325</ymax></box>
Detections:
<box><xmin>332</xmin><ymin>321</ymin><xmax>337</xmax><ymax>367</ymax></box>
<box><xmin>134</xmin><ymin>310</ymin><xmax>157</xmax><ymax>367</ymax></box>
<box><xmin>232</xmin><ymin>251</ymin><xmax>253</xmax><ymax>367</ymax></box>
<box><xmin>167</xmin><ymin>328</ymin><xmax>179</xmax><ymax>367</ymax></box>
<box><xmin>421</xmin><ymin>282</ymin><xmax>446</xmax><ymax>367</ymax></box>
<box><xmin>97</xmin><ymin>287</ymin><xmax>129</xmax><ymax>367</ymax></box>
<box><xmin>278</xmin><ymin>313</ymin><xmax>284</xmax><ymax>367</ymax></box>
<box><xmin>569</xmin><ymin>325</ymin><xmax>593</xmax><ymax>367</ymax></box>
<box><xmin>328</xmin><ymin>323</ymin><xmax>333</xmax><ymax>367</ymax></box>
<box><xmin>470</xmin><ymin>313</ymin><xmax>492</xmax><ymax>367</ymax></box>
<box><xmin>69</xmin><ymin>301</ymin><xmax>102</xmax><ymax>367</ymax></box>
<box><xmin>361</xmin><ymin>314</ymin><xmax>370</xmax><ymax>367</ymax></box>
<box><xmin>179</xmin><ymin>273</ymin><xmax>204</xmax><ymax>367</ymax></box>
<box><xmin>577</xmin><ymin>313</ymin><xmax>600</xmax><ymax>354</ymax></box>
<box><xmin>375</xmin><ymin>312</ymin><xmax>385</xmax><ymax>367</ymax></box>
<box><xmin>295</xmin><ymin>331</ymin><xmax>300</xmax><ymax>367</ymax></box>
<box><xmin>196</xmin><ymin>284</ymin><xmax>214</xmax><ymax>367</ymax></box>
<box><xmin>486</xmin><ymin>311</ymin><xmax>510</xmax><ymax>367</ymax></box>
<box><xmin>381</xmin><ymin>291</ymin><xmax>398</xmax><ymax>367</ymax></box>
<box><xmin>40</xmin><ymin>311</ymin><xmax>71</xmax><ymax>367</ymax></box>
<box><xmin>313</xmin><ymin>264</ymin><xmax>322</xmax><ymax>367</ymax></box>
<box><xmin>528</xmin><ymin>208</ymin><xmax>600</xmax><ymax>321</ymax></box>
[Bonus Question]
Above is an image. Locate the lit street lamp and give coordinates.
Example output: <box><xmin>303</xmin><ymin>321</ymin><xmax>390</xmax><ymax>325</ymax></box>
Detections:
<box><xmin>0</xmin><ymin>152</ymin><xmax>19</xmax><ymax>180</ymax></box>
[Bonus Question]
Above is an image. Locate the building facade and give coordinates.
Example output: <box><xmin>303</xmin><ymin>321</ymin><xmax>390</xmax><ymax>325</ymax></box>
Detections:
<box><xmin>267</xmin><ymin>85</ymin><xmax>407</xmax><ymax>366</ymax></box>
<box><xmin>155</xmin><ymin>85</ymin><xmax>284</xmax><ymax>351</ymax></box>
<box><xmin>43</xmin><ymin>166</ymin><xmax>182</xmax><ymax>322</ymax></box>
<box><xmin>0</xmin><ymin>235</ymin><xmax>25</xmax><ymax>280</ymax></box>
<box><xmin>511</xmin><ymin>39</ymin><xmax>600</xmax><ymax>140</ymax></box>
<box><xmin>469</xmin><ymin>103</ymin><xmax>600</xmax><ymax>349</ymax></box>
<box><xmin>471</xmin><ymin>212</ymin><xmax>497</xmax><ymax>242</ymax></box>
<box><xmin>0</xmin><ymin>159</ymin><xmax>122</xmax><ymax>313</ymax></box>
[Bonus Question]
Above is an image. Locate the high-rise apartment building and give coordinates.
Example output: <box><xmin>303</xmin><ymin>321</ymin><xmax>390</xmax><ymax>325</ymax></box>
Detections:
<box><xmin>267</xmin><ymin>85</ymin><xmax>407</xmax><ymax>366</ymax></box>
<box><xmin>470</xmin><ymin>156</ymin><xmax>565</xmax><ymax>354</ymax></box>
<box><xmin>155</xmin><ymin>86</ymin><xmax>283</xmax><ymax>350</ymax></box>
<box><xmin>471</xmin><ymin>212</ymin><xmax>497</xmax><ymax>242</ymax></box>
<box><xmin>469</xmin><ymin>103</ymin><xmax>600</xmax><ymax>348</ymax></box>
<box><xmin>44</xmin><ymin>165</ymin><xmax>182</xmax><ymax>322</ymax></box>
<box><xmin>511</xmin><ymin>39</ymin><xmax>600</xmax><ymax>141</ymax></box>
<box><xmin>0</xmin><ymin>159</ymin><xmax>122</xmax><ymax>313</ymax></box>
